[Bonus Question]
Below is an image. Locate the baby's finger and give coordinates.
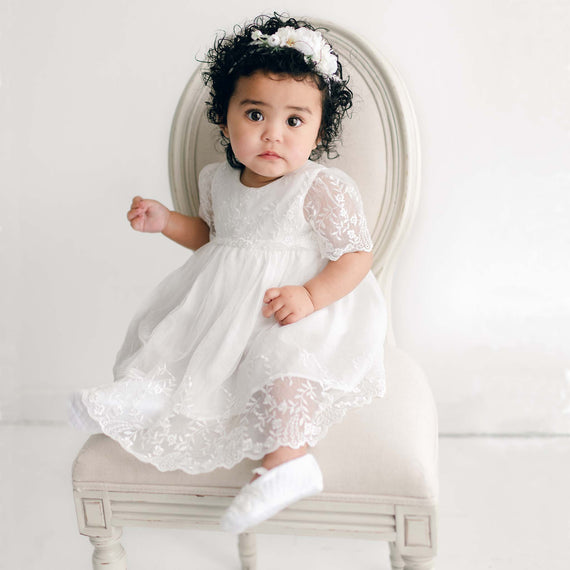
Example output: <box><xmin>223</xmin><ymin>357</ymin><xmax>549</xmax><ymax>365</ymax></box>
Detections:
<box><xmin>129</xmin><ymin>214</ymin><xmax>144</xmax><ymax>231</ymax></box>
<box><xmin>263</xmin><ymin>288</ymin><xmax>281</xmax><ymax>304</ymax></box>
<box><xmin>262</xmin><ymin>297</ymin><xmax>283</xmax><ymax>317</ymax></box>
<box><xmin>261</xmin><ymin>304</ymin><xmax>272</xmax><ymax>318</ymax></box>
<box><xmin>274</xmin><ymin>306</ymin><xmax>293</xmax><ymax>323</ymax></box>
<box><xmin>280</xmin><ymin>313</ymin><xmax>300</xmax><ymax>326</ymax></box>
<box><xmin>127</xmin><ymin>208</ymin><xmax>143</xmax><ymax>222</ymax></box>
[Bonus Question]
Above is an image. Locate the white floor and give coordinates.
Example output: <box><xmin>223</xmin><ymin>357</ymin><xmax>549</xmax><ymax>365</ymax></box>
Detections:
<box><xmin>2</xmin><ymin>425</ymin><xmax>569</xmax><ymax>570</ymax></box>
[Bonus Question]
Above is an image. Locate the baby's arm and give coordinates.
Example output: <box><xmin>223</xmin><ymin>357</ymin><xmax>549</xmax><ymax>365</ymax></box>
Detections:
<box><xmin>127</xmin><ymin>196</ymin><xmax>210</xmax><ymax>250</ymax></box>
<box><xmin>262</xmin><ymin>250</ymin><xmax>373</xmax><ymax>326</ymax></box>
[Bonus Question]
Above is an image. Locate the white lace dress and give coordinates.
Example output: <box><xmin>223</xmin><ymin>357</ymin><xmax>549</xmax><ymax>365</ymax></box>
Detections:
<box><xmin>70</xmin><ymin>160</ymin><xmax>386</xmax><ymax>474</ymax></box>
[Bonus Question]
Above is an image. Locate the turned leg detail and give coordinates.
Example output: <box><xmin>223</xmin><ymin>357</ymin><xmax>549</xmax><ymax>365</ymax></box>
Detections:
<box><xmin>400</xmin><ymin>554</ymin><xmax>436</xmax><ymax>570</ymax></box>
<box><xmin>238</xmin><ymin>532</ymin><xmax>257</xmax><ymax>570</ymax></box>
<box><xmin>389</xmin><ymin>542</ymin><xmax>405</xmax><ymax>569</ymax></box>
<box><xmin>89</xmin><ymin>527</ymin><xmax>127</xmax><ymax>570</ymax></box>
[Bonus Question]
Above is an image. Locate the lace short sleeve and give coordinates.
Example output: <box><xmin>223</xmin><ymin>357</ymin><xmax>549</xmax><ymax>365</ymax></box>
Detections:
<box><xmin>198</xmin><ymin>163</ymin><xmax>218</xmax><ymax>236</ymax></box>
<box><xmin>303</xmin><ymin>168</ymin><xmax>373</xmax><ymax>261</ymax></box>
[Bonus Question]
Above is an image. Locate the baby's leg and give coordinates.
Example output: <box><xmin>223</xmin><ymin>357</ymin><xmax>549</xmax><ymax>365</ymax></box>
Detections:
<box><xmin>251</xmin><ymin>375</ymin><xmax>317</xmax><ymax>479</ymax></box>
<box><xmin>251</xmin><ymin>445</ymin><xmax>307</xmax><ymax>481</ymax></box>
<box><xmin>220</xmin><ymin>377</ymin><xmax>323</xmax><ymax>533</ymax></box>
<box><xmin>262</xmin><ymin>444</ymin><xmax>307</xmax><ymax>468</ymax></box>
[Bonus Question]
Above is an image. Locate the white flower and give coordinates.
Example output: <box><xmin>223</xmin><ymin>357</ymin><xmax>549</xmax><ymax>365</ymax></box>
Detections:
<box><xmin>249</xmin><ymin>26</ymin><xmax>338</xmax><ymax>79</ymax></box>
<box><xmin>267</xmin><ymin>34</ymin><xmax>281</xmax><ymax>47</ymax></box>
<box><xmin>275</xmin><ymin>27</ymin><xmax>297</xmax><ymax>47</ymax></box>
<box><xmin>317</xmin><ymin>46</ymin><xmax>338</xmax><ymax>76</ymax></box>
<box><xmin>292</xmin><ymin>28</ymin><xmax>322</xmax><ymax>57</ymax></box>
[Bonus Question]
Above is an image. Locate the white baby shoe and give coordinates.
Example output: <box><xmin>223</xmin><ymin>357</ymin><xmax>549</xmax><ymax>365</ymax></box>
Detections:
<box><xmin>220</xmin><ymin>454</ymin><xmax>323</xmax><ymax>534</ymax></box>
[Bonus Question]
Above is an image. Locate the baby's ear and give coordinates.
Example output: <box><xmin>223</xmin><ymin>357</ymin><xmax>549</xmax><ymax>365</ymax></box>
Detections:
<box><xmin>221</xmin><ymin>125</ymin><xmax>229</xmax><ymax>139</ymax></box>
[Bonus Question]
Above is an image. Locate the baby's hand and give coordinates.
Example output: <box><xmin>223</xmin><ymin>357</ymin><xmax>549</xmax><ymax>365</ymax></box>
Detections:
<box><xmin>127</xmin><ymin>196</ymin><xmax>170</xmax><ymax>233</ymax></box>
<box><xmin>262</xmin><ymin>286</ymin><xmax>315</xmax><ymax>326</ymax></box>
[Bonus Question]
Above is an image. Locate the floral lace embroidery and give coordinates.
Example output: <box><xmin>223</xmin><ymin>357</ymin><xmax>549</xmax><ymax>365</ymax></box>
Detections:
<box><xmin>77</xmin><ymin>367</ymin><xmax>384</xmax><ymax>474</ymax></box>
<box><xmin>303</xmin><ymin>168</ymin><xmax>373</xmax><ymax>260</ymax></box>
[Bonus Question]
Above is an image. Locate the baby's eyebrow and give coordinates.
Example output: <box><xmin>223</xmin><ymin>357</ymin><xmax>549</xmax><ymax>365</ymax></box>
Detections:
<box><xmin>239</xmin><ymin>99</ymin><xmax>268</xmax><ymax>107</ymax></box>
<box><xmin>287</xmin><ymin>105</ymin><xmax>313</xmax><ymax>115</ymax></box>
<box><xmin>239</xmin><ymin>99</ymin><xmax>313</xmax><ymax>115</ymax></box>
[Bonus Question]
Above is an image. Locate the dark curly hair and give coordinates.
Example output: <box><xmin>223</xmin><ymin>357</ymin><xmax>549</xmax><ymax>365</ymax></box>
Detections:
<box><xmin>201</xmin><ymin>14</ymin><xmax>353</xmax><ymax>168</ymax></box>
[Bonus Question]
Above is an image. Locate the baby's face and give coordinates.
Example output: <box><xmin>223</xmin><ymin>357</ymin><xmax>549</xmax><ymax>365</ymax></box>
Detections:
<box><xmin>222</xmin><ymin>71</ymin><xmax>322</xmax><ymax>188</ymax></box>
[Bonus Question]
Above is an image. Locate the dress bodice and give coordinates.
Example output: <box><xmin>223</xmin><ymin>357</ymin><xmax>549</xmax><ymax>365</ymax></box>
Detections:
<box><xmin>199</xmin><ymin>161</ymin><xmax>374</xmax><ymax>260</ymax></box>
<box><xmin>201</xmin><ymin>161</ymin><xmax>324</xmax><ymax>251</ymax></box>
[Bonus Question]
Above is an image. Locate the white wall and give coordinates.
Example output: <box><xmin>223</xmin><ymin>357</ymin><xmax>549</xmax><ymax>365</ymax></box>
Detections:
<box><xmin>2</xmin><ymin>0</ymin><xmax>569</xmax><ymax>433</ymax></box>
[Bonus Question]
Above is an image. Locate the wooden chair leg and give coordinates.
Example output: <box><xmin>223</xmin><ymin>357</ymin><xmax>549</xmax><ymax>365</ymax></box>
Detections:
<box><xmin>238</xmin><ymin>532</ymin><xmax>257</xmax><ymax>570</ymax></box>
<box><xmin>395</xmin><ymin>506</ymin><xmax>437</xmax><ymax>569</ymax></box>
<box><xmin>389</xmin><ymin>542</ymin><xmax>405</xmax><ymax>569</ymax></box>
<box><xmin>89</xmin><ymin>527</ymin><xmax>127</xmax><ymax>570</ymax></box>
<box><xmin>400</xmin><ymin>554</ymin><xmax>436</xmax><ymax>570</ymax></box>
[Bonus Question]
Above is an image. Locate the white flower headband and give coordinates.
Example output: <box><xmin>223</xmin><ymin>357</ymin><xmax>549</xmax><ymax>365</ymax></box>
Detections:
<box><xmin>250</xmin><ymin>26</ymin><xmax>339</xmax><ymax>80</ymax></box>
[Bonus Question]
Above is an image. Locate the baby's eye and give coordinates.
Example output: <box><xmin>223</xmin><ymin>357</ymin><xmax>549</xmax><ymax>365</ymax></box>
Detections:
<box><xmin>287</xmin><ymin>116</ymin><xmax>303</xmax><ymax>127</ymax></box>
<box><xmin>246</xmin><ymin>110</ymin><xmax>264</xmax><ymax>122</ymax></box>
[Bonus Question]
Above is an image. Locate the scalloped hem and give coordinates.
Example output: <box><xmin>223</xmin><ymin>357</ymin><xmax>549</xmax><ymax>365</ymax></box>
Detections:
<box><xmin>71</xmin><ymin>373</ymin><xmax>384</xmax><ymax>475</ymax></box>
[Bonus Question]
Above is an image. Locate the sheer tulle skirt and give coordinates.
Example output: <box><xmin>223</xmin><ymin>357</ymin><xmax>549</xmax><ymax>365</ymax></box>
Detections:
<box><xmin>71</xmin><ymin>242</ymin><xmax>386</xmax><ymax>474</ymax></box>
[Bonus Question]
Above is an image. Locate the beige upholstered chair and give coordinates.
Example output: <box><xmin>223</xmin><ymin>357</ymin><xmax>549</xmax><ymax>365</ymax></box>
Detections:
<box><xmin>72</xmin><ymin>21</ymin><xmax>438</xmax><ymax>570</ymax></box>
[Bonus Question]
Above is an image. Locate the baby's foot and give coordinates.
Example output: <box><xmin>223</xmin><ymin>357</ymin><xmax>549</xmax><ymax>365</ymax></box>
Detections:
<box><xmin>220</xmin><ymin>454</ymin><xmax>323</xmax><ymax>534</ymax></box>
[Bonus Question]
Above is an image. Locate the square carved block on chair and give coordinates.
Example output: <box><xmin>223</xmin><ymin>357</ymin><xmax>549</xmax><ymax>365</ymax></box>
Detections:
<box><xmin>71</xmin><ymin>20</ymin><xmax>438</xmax><ymax>570</ymax></box>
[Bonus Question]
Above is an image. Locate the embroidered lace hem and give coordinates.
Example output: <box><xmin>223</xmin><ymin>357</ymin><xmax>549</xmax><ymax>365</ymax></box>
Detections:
<box><xmin>75</xmin><ymin>372</ymin><xmax>385</xmax><ymax>475</ymax></box>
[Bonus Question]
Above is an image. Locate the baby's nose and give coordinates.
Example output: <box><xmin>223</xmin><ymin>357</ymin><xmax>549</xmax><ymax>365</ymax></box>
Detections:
<box><xmin>262</xmin><ymin>121</ymin><xmax>282</xmax><ymax>142</ymax></box>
